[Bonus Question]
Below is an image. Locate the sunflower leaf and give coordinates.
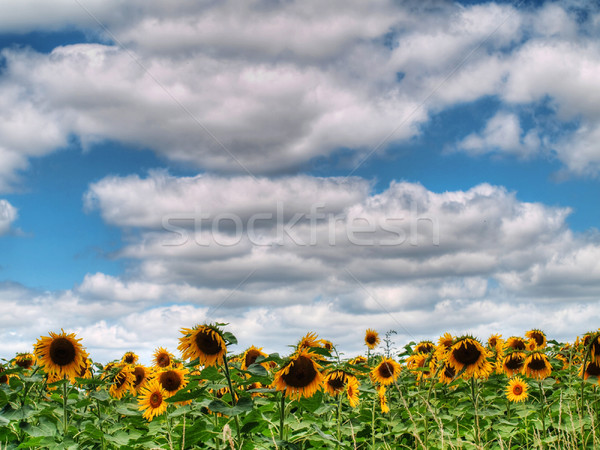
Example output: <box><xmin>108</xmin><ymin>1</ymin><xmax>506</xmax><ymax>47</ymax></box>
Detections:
<box><xmin>200</xmin><ymin>366</ymin><xmax>223</xmax><ymax>381</ymax></box>
<box><xmin>246</xmin><ymin>363</ymin><xmax>268</xmax><ymax>377</ymax></box>
<box><xmin>223</xmin><ymin>332</ymin><xmax>238</xmax><ymax>345</ymax></box>
<box><xmin>208</xmin><ymin>396</ymin><xmax>253</xmax><ymax>416</ymax></box>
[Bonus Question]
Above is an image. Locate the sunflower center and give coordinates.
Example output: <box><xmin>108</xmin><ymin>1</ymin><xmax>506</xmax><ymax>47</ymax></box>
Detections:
<box><xmin>134</xmin><ymin>367</ymin><xmax>146</xmax><ymax>386</ymax></box>
<box><xmin>513</xmin><ymin>385</ymin><xmax>523</xmax><ymax>395</ymax></box>
<box><xmin>156</xmin><ymin>353</ymin><xmax>170</xmax><ymax>368</ymax></box>
<box><xmin>150</xmin><ymin>392</ymin><xmax>162</xmax><ymax>408</ymax></box>
<box><xmin>443</xmin><ymin>365</ymin><xmax>456</xmax><ymax>378</ymax></box>
<box><xmin>509</xmin><ymin>339</ymin><xmax>526</xmax><ymax>350</ymax></box>
<box><xmin>195</xmin><ymin>330</ymin><xmax>222</xmax><ymax>355</ymax></box>
<box><xmin>281</xmin><ymin>356</ymin><xmax>317</xmax><ymax>388</ymax></box>
<box><xmin>531</xmin><ymin>333</ymin><xmax>544</xmax><ymax>347</ymax></box>
<box><xmin>328</xmin><ymin>375</ymin><xmax>346</xmax><ymax>390</ymax></box>
<box><xmin>527</xmin><ymin>355</ymin><xmax>547</xmax><ymax>371</ymax></box>
<box><xmin>505</xmin><ymin>354</ymin><xmax>524</xmax><ymax>370</ymax></box>
<box><xmin>592</xmin><ymin>338</ymin><xmax>600</xmax><ymax>356</ymax></box>
<box><xmin>49</xmin><ymin>337</ymin><xmax>76</xmax><ymax>366</ymax></box>
<box><xmin>160</xmin><ymin>371</ymin><xmax>182</xmax><ymax>392</ymax></box>
<box><xmin>378</xmin><ymin>362</ymin><xmax>395</xmax><ymax>378</ymax></box>
<box><xmin>245</xmin><ymin>349</ymin><xmax>261</xmax><ymax>368</ymax></box>
<box><xmin>586</xmin><ymin>362</ymin><xmax>600</xmax><ymax>376</ymax></box>
<box><xmin>453</xmin><ymin>341</ymin><xmax>481</xmax><ymax>366</ymax></box>
<box><xmin>366</xmin><ymin>335</ymin><xmax>377</xmax><ymax>345</ymax></box>
<box><xmin>114</xmin><ymin>372</ymin><xmax>127</xmax><ymax>389</ymax></box>
<box><xmin>489</xmin><ymin>338</ymin><xmax>498</xmax><ymax>347</ymax></box>
<box><xmin>0</xmin><ymin>374</ymin><xmax>7</xmax><ymax>384</ymax></box>
<box><xmin>124</xmin><ymin>354</ymin><xmax>135</xmax><ymax>364</ymax></box>
<box><xmin>16</xmin><ymin>358</ymin><xmax>34</xmax><ymax>369</ymax></box>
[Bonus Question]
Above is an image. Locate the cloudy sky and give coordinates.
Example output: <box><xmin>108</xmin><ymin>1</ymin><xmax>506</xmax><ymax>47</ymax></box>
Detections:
<box><xmin>1</xmin><ymin>0</ymin><xmax>600</xmax><ymax>363</ymax></box>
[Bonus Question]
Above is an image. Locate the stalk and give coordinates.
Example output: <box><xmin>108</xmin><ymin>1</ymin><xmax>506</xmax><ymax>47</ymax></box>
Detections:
<box><xmin>470</xmin><ymin>378</ymin><xmax>480</xmax><ymax>447</ymax></box>
<box><xmin>62</xmin><ymin>379</ymin><xmax>69</xmax><ymax>437</ymax></box>
<box><xmin>279</xmin><ymin>390</ymin><xmax>286</xmax><ymax>442</ymax></box>
<box><xmin>538</xmin><ymin>380</ymin><xmax>547</xmax><ymax>440</ymax></box>
<box><xmin>221</xmin><ymin>353</ymin><xmax>241</xmax><ymax>446</ymax></box>
<box><xmin>336</xmin><ymin>393</ymin><xmax>343</xmax><ymax>448</ymax></box>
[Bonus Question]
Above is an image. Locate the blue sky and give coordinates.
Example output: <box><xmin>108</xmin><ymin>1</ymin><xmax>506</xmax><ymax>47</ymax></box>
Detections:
<box><xmin>1</xmin><ymin>0</ymin><xmax>600</xmax><ymax>362</ymax></box>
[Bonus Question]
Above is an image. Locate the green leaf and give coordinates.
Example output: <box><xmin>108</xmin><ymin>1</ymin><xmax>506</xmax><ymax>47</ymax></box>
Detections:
<box><xmin>200</xmin><ymin>366</ymin><xmax>223</xmax><ymax>381</ymax></box>
<box><xmin>208</xmin><ymin>396</ymin><xmax>253</xmax><ymax>416</ymax></box>
<box><xmin>223</xmin><ymin>332</ymin><xmax>238</xmax><ymax>345</ymax></box>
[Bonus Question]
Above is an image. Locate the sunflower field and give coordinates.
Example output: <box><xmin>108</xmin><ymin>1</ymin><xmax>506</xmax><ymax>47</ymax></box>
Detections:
<box><xmin>1</xmin><ymin>325</ymin><xmax>600</xmax><ymax>449</ymax></box>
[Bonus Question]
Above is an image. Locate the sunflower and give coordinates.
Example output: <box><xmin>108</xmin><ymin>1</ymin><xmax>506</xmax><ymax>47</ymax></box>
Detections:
<box><xmin>414</xmin><ymin>340</ymin><xmax>436</xmax><ymax>355</ymax></box>
<box><xmin>121</xmin><ymin>351</ymin><xmax>139</xmax><ymax>365</ymax></box>
<box><xmin>525</xmin><ymin>329</ymin><xmax>547</xmax><ymax>349</ymax></box>
<box><xmin>273</xmin><ymin>349</ymin><xmax>324</xmax><ymax>400</ymax></box>
<box><xmin>34</xmin><ymin>329</ymin><xmax>86</xmax><ymax>380</ymax></box>
<box><xmin>321</xmin><ymin>340</ymin><xmax>334</xmax><ymax>352</ymax></box>
<box><xmin>365</xmin><ymin>329</ymin><xmax>380</xmax><ymax>350</ymax></box>
<box><xmin>152</xmin><ymin>347</ymin><xmax>175</xmax><ymax>369</ymax></box>
<box><xmin>324</xmin><ymin>370</ymin><xmax>348</xmax><ymax>396</ymax></box>
<box><xmin>242</xmin><ymin>346</ymin><xmax>268</xmax><ymax>371</ymax></box>
<box><xmin>522</xmin><ymin>351</ymin><xmax>552</xmax><ymax>380</ymax></box>
<box><xmin>346</xmin><ymin>375</ymin><xmax>360</xmax><ymax>408</ymax></box>
<box><xmin>447</xmin><ymin>337</ymin><xmax>492</xmax><ymax>379</ymax></box>
<box><xmin>506</xmin><ymin>377</ymin><xmax>529</xmax><ymax>403</ymax></box>
<box><xmin>0</xmin><ymin>364</ymin><xmax>11</xmax><ymax>384</ymax></box>
<box><xmin>502</xmin><ymin>352</ymin><xmax>526</xmax><ymax>377</ymax></box>
<box><xmin>296</xmin><ymin>332</ymin><xmax>323</xmax><ymax>352</ymax></box>
<box><xmin>109</xmin><ymin>364</ymin><xmax>135</xmax><ymax>399</ymax></box>
<box><xmin>14</xmin><ymin>353</ymin><xmax>36</xmax><ymax>370</ymax></box>
<box><xmin>77</xmin><ymin>355</ymin><xmax>93</xmax><ymax>380</ymax></box>
<box><xmin>371</xmin><ymin>357</ymin><xmax>402</xmax><ymax>385</ymax></box>
<box><xmin>504</xmin><ymin>336</ymin><xmax>526</xmax><ymax>351</ymax></box>
<box><xmin>435</xmin><ymin>333</ymin><xmax>454</xmax><ymax>360</ymax></box>
<box><xmin>438</xmin><ymin>361</ymin><xmax>457</xmax><ymax>385</ymax></box>
<box><xmin>487</xmin><ymin>334</ymin><xmax>503</xmax><ymax>350</ymax></box>
<box><xmin>138</xmin><ymin>379</ymin><xmax>169</xmax><ymax>421</ymax></box>
<box><xmin>377</xmin><ymin>385</ymin><xmax>389</xmax><ymax>414</ymax></box>
<box><xmin>178</xmin><ymin>325</ymin><xmax>227</xmax><ymax>367</ymax></box>
<box><xmin>132</xmin><ymin>365</ymin><xmax>153</xmax><ymax>395</ymax></box>
<box><xmin>587</xmin><ymin>333</ymin><xmax>600</xmax><ymax>364</ymax></box>
<box><xmin>406</xmin><ymin>353</ymin><xmax>433</xmax><ymax>381</ymax></box>
<box><xmin>579</xmin><ymin>360</ymin><xmax>600</xmax><ymax>381</ymax></box>
<box><xmin>349</xmin><ymin>356</ymin><xmax>368</xmax><ymax>366</ymax></box>
<box><xmin>157</xmin><ymin>366</ymin><xmax>189</xmax><ymax>398</ymax></box>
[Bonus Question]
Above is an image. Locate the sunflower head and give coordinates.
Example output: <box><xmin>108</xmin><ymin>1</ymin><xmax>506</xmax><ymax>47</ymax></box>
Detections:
<box><xmin>522</xmin><ymin>351</ymin><xmax>552</xmax><ymax>380</ymax></box>
<box><xmin>296</xmin><ymin>332</ymin><xmax>323</xmax><ymax>352</ymax></box>
<box><xmin>586</xmin><ymin>332</ymin><xmax>600</xmax><ymax>364</ymax></box>
<box><xmin>506</xmin><ymin>376</ymin><xmax>529</xmax><ymax>403</ymax></box>
<box><xmin>153</xmin><ymin>347</ymin><xmax>175</xmax><ymax>369</ymax></box>
<box><xmin>579</xmin><ymin>360</ymin><xmax>600</xmax><ymax>381</ymax></box>
<box><xmin>525</xmin><ymin>329</ymin><xmax>547</xmax><ymax>349</ymax></box>
<box><xmin>376</xmin><ymin>385</ymin><xmax>389</xmax><ymax>414</ymax></box>
<box><xmin>0</xmin><ymin>364</ymin><xmax>11</xmax><ymax>385</ymax></box>
<box><xmin>34</xmin><ymin>329</ymin><xmax>86</xmax><ymax>380</ymax></box>
<box><xmin>438</xmin><ymin>361</ymin><xmax>457</xmax><ymax>385</ymax></box>
<box><xmin>157</xmin><ymin>366</ymin><xmax>189</xmax><ymax>398</ymax></box>
<box><xmin>273</xmin><ymin>349</ymin><xmax>324</xmax><ymax>400</ymax></box>
<box><xmin>346</xmin><ymin>375</ymin><xmax>360</xmax><ymax>408</ymax></box>
<box><xmin>132</xmin><ymin>365</ymin><xmax>153</xmax><ymax>394</ymax></box>
<box><xmin>487</xmin><ymin>334</ymin><xmax>503</xmax><ymax>350</ymax></box>
<box><xmin>121</xmin><ymin>352</ymin><xmax>139</xmax><ymax>365</ymax></box>
<box><xmin>178</xmin><ymin>324</ymin><xmax>227</xmax><ymax>367</ymax></box>
<box><xmin>324</xmin><ymin>370</ymin><xmax>348</xmax><ymax>396</ymax></box>
<box><xmin>348</xmin><ymin>356</ymin><xmax>368</xmax><ymax>366</ymax></box>
<box><xmin>242</xmin><ymin>346</ymin><xmax>268</xmax><ymax>371</ymax></box>
<box><xmin>371</xmin><ymin>357</ymin><xmax>402</xmax><ymax>385</ymax></box>
<box><xmin>365</xmin><ymin>329</ymin><xmax>380</xmax><ymax>350</ymax></box>
<box><xmin>435</xmin><ymin>333</ymin><xmax>454</xmax><ymax>359</ymax></box>
<box><xmin>406</xmin><ymin>352</ymin><xmax>433</xmax><ymax>381</ymax></box>
<box><xmin>447</xmin><ymin>336</ymin><xmax>492</xmax><ymax>380</ymax></box>
<box><xmin>109</xmin><ymin>364</ymin><xmax>135</xmax><ymax>399</ymax></box>
<box><xmin>502</xmin><ymin>351</ymin><xmax>526</xmax><ymax>377</ymax></box>
<box><xmin>138</xmin><ymin>379</ymin><xmax>169</xmax><ymax>421</ymax></box>
<box><xmin>414</xmin><ymin>340</ymin><xmax>436</xmax><ymax>355</ymax></box>
<box><xmin>504</xmin><ymin>336</ymin><xmax>526</xmax><ymax>351</ymax></box>
<box><xmin>14</xmin><ymin>353</ymin><xmax>36</xmax><ymax>370</ymax></box>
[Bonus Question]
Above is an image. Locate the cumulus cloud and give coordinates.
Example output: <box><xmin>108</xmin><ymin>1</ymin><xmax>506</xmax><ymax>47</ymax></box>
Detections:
<box><xmin>1</xmin><ymin>1</ymin><xmax>600</xmax><ymax>191</ymax></box>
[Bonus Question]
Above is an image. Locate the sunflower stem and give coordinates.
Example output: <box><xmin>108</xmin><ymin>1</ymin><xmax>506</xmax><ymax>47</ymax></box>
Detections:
<box><xmin>221</xmin><ymin>353</ymin><xmax>241</xmax><ymax>446</ymax></box>
<box><xmin>537</xmin><ymin>380</ymin><xmax>547</xmax><ymax>440</ymax></box>
<box><xmin>371</xmin><ymin>393</ymin><xmax>376</xmax><ymax>449</ymax></box>
<box><xmin>62</xmin><ymin>378</ymin><xmax>69</xmax><ymax>437</ymax></box>
<box><xmin>470</xmin><ymin>377</ymin><xmax>480</xmax><ymax>447</ymax></box>
<box><xmin>279</xmin><ymin>390</ymin><xmax>286</xmax><ymax>442</ymax></box>
<box><xmin>336</xmin><ymin>393</ymin><xmax>342</xmax><ymax>448</ymax></box>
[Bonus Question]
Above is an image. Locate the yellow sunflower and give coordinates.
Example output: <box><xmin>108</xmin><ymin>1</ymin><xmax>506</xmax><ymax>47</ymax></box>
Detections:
<box><xmin>579</xmin><ymin>359</ymin><xmax>600</xmax><ymax>382</ymax></box>
<box><xmin>371</xmin><ymin>357</ymin><xmax>402</xmax><ymax>385</ymax></box>
<box><xmin>296</xmin><ymin>332</ymin><xmax>323</xmax><ymax>352</ymax></box>
<box><xmin>242</xmin><ymin>346</ymin><xmax>268</xmax><ymax>371</ymax></box>
<box><xmin>506</xmin><ymin>376</ymin><xmax>528</xmax><ymax>403</ymax></box>
<box><xmin>525</xmin><ymin>329</ymin><xmax>547</xmax><ymax>349</ymax></box>
<box><xmin>438</xmin><ymin>361</ymin><xmax>457</xmax><ymax>385</ymax></box>
<box><xmin>346</xmin><ymin>375</ymin><xmax>360</xmax><ymax>408</ymax></box>
<box><xmin>504</xmin><ymin>336</ymin><xmax>527</xmax><ymax>351</ymax></box>
<box><xmin>178</xmin><ymin>325</ymin><xmax>227</xmax><ymax>367</ymax></box>
<box><xmin>273</xmin><ymin>349</ymin><xmax>324</xmax><ymax>400</ymax></box>
<box><xmin>76</xmin><ymin>355</ymin><xmax>93</xmax><ymax>380</ymax></box>
<box><xmin>365</xmin><ymin>329</ymin><xmax>380</xmax><ymax>350</ymax></box>
<box><xmin>34</xmin><ymin>329</ymin><xmax>86</xmax><ymax>380</ymax></box>
<box><xmin>587</xmin><ymin>333</ymin><xmax>600</xmax><ymax>364</ymax></box>
<box><xmin>447</xmin><ymin>337</ymin><xmax>492</xmax><ymax>379</ymax></box>
<box><xmin>487</xmin><ymin>334</ymin><xmax>503</xmax><ymax>350</ymax></box>
<box><xmin>14</xmin><ymin>353</ymin><xmax>36</xmax><ymax>370</ymax></box>
<box><xmin>324</xmin><ymin>370</ymin><xmax>348</xmax><ymax>396</ymax></box>
<box><xmin>0</xmin><ymin>364</ymin><xmax>11</xmax><ymax>384</ymax></box>
<box><xmin>522</xmin><ymin>351</ymin><xmax>552</xmax><ymax>380</ymax></box>
<box><xmin>406</xmin><ymin>352</ymin><xmax>433</xmax><ymax>381</ymax></box>
<box><xmin>377</xmin><ymin>385</ymin><xmax>390</xmax><ymax>414</ymax></box>
<box><xmin>138</xmin><ymin>379</ymin><xmax>168</xmax><ymax>421</ymax></box>
<box><xmin>349</xmin><ymin>356</ymin><xmax>368</xmax><ymax>366</ymax></box>
<box><xmin>121</xmin><ymin>351</ymin><xmax>139</xmax><ymax>365</ymax></box>
<box><xmin>502</xmin><ymin>352</ymin><xmax>526</xmax><ymax>377</ymax></box>
<box><xmin>109</xmin><ymin>364</ymin><xmax>135</xmax><ymax>399</ymax></box>
<box><xmin>152</xmin><ymin>347</ymin><xmax>175</xmax><ymax>369</ymax></box>
<box><xmin>414</xmin><ymin>340</ymin><xmax>436</xmax><ymax>355</ymax></box>
<box><xmin>132</xmin><ymin>365</ymin><xmax>153</xmax><ymax>395</ymax></box>
<box><xmin>157</xmin><ymin>366</ymin><xmax>189</xmax><ymax>398</ymax></box>
<box><xmin>435</xmin><ymin>333</ymin><xmax>454</xmax><ymax>360</ymax></box>
<box><xmin>321</xmin><ymin>340</ymin><xmax>334</xmax><ymax>352</ymax></box>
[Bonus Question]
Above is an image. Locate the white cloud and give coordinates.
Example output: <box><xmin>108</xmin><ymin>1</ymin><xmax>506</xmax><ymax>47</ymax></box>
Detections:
<box><xmin>0</xmin><ymin>199</ymin><xmax>17</xmax><ymax>235</ymax></box>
